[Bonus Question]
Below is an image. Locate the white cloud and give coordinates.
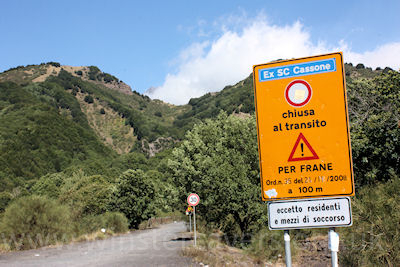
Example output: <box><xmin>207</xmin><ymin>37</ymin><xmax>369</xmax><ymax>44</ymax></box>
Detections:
<box><xmin>344</xmin><ymin>42</ymin><xmax>400</xmax><ymax>69</ymax></box>
<box><xmin>147</xmin><ymin>16</ymin><xmax>400</xmax><ymax>105</ymax></box>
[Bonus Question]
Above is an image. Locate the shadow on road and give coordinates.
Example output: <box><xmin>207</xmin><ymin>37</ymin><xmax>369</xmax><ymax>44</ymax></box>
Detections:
<box><xmin>170</xmin><ymin>237</ymin><xmax>193</xmax><ymax>242</ymax></box>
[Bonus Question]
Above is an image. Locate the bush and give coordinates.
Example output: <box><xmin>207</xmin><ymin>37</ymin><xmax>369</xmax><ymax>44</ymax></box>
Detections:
<box><xmin>77</xmin><ymin>214</ymin><xmax>105</xmax><ymax>234</ymax></box>
<box><xmin>341</xmin><ymin>176</ymin><xmax>400</xmax><ymax>266</ymax></box>
<box><xmin>31</xmin><ymin>172</ymin><xmax>65</xmax><ymax>199</ymax></box>
<box><xmin>88</xmin><ymin>66</ymin><xmax>100</xmax><ymax>80</ymax></box>
<box><xmin>383</xmin><ymin>67</ymin><xmax>394</xmax><ymax>74</ymax></box>
<box><xmin>58</xmin><ymin>173</ymin><xmax>113</xmax><ymax>218</ymax></box>
<box><xmin>103</xmin><ymin>212</ymin><xmax>129</xmax><ymax>233</ymax></box>
<box><xmin>84</xmin><ymin>95</ymin><xmax>94</xmax><ymax>104</ymax></box>
<box><xmin>76</xmin><ymin>212</ymin><xmax>128</xmax><ymax>235</ymax></box>
<box><xmin>0</xmin><ymin>195</ymin><xmax>72</xmax><ymax>250</ymax></box>
<box><xmin>47</xmin><ymin>62</ymin><xmax>61</xmax><ymax>67</ymax></box>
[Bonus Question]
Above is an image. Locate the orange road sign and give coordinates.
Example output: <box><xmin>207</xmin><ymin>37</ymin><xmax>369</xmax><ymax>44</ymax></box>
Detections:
<box><xmin>253</xmin><ymin>52</ymin><xmax>354</xmax><ymax>201</ymax></box>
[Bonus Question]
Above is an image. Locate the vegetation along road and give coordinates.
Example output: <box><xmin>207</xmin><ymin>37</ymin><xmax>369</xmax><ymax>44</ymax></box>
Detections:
<box><xmin>0</xmin><ymin>222</ymin><xmax>196</xmax><ymax>267</ymax></box>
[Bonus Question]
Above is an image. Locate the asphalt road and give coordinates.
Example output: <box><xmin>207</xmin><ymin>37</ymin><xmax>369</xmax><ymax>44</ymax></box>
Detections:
<box><xmin>0</xmin><ymin>222</ymin><xmax>197</xmax><ymax>267</ymax></box>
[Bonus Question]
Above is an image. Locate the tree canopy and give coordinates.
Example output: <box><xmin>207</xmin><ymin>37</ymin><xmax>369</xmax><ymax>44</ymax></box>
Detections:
<box><xmin>168</xmin><ymin>112</ymin><xmax>266</xmax><ymax>244</ymax></box>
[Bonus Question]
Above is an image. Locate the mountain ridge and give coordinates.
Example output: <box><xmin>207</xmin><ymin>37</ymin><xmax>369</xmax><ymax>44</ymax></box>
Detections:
<box><xmin>0</xmin><ymin>61</ymin><xmax>397</xmax><ymax>187</ymax></box>
<box><xmin>0</xmin><ymin>62</ymin><xmax>134</xmax><ymax>95</ymax></box>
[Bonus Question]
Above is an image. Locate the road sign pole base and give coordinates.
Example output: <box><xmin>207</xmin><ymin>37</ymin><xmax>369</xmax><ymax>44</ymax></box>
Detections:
<box><xmin>284</xmin><ymin>230</ymin><xmax>292</xmax><ymax>267</ymax></box>
<box><xmin>328</xmin><ymin>228</ymin><xmax>339</xmax><ymax>267</ymax></box>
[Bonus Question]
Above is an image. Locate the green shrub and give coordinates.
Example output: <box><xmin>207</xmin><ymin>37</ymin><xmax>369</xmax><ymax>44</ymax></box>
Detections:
<box><xmin>103</xmin><ymin>73</ymin><xmax>115</xmax><ymax>83</ymax></box>
<box><xmin>103</xmin><ymin>212</ymin><xmax>129</xmax><ymax>233</ymax></box>
<box><xmin>76</xmin><ymin>212</ymin><xmax>128</xmax><ymax>235</ymax></box>
<box><xmin>84</xmin><ymin>95</ymin><xmax>94</xmax><ymax>104</ymax></box>
<box><xmin>341</xmin><ymin>176</ymin><xmax>400</xmax><ymax>266</ymax></box>
<box><xmin>77</xmin><ymin>214</ymin><xmax>105</xmax><ymax>235</ymax></box>
<box><xmin>0</xmin><ymin>195</ymin><xmax>72</xmax><ymax>250</ymax></box>
<box><xmin>47</xmin><ymin>62</ymin><xmax>61</xmax><ymax>67</ymax></box>
<box><xmin>31</xmin><ymin>172</ymin><xmax>65</xmax><ymax>199</ymax></box>
<box><xmin>58</xmin><ymin>173</ymin><xmax>113</xmax><ymax>218</ymax></box>
<box><xmin>88</xmin><ymin>66</ymin><xmax>100</xmax><ymax>80</ymax></box>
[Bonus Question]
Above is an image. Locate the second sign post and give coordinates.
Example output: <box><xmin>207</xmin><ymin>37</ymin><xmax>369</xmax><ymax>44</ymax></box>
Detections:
<box><xmin>187</xmin><ymin>193</ymin><xmax>200</xmax><ymax>246</ymax></box>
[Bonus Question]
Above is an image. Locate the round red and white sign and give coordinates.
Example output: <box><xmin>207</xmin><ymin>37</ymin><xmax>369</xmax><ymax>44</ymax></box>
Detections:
<box><xmin>187</xmin><ymin>193</ymin><xmax>200</xmax><ymax>206</ymax></box>
<box><xmin>285</xmin><ymin>80</ymin><xmax>312</xmax><ymax>107</ymax></box>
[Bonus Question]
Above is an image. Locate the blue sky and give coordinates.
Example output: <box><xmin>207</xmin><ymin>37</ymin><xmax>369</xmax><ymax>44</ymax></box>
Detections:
<box><xmin>1</xmin><ymin>0</ymin><xmax>399</xmax><ymax>104</ymax></box>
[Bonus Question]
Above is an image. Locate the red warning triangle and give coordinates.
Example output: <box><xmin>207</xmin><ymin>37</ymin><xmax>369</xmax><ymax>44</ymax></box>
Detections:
<box><xmin>288</xmin><ymin>133</ymin><xmax>319</xmax><ymax>162</ymax></box>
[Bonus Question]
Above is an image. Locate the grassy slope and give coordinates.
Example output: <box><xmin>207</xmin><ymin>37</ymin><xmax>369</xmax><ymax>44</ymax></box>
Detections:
<box><xmin>0</xmin><ymin>64</ymin><xmax>191</xmax><ymax>151</ymax></box>
<box><xmin>0</xmin><ymin>81</ymin><xmax>114</xmax><ymax>190</ymax></box>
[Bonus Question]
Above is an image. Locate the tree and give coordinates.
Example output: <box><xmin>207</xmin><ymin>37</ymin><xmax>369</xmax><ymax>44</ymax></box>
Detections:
<box><xmin>58</xmin><ymin>173</ymin><xmax>113</xmax><ymax>218</ymax></box>
<box><xmin>347</xmin><ymin>71</ymin><xmax>400</xmax><ymax>187</ymax></box>
<box><xmin>168</xmin><ymin>112</ymin><xmax>266</xmax><ymax>245</ymax></box>
<box><xmin>356</xmin><ymin>63</ymin><xmax>365</xmax><ymax>69</ymax></box>
<box><xmin>146</xmin><ymin>170</ymin><xmax>179</xmax><ymax>214</ymax></box>
<box><xmin>112</xmin><ymin>169</ymin><xmax>155</xmax><ymax>228</ymax></box>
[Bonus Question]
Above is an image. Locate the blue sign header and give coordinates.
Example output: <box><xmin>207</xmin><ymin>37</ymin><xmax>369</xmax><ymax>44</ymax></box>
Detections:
<box><xmin>258</xmin><ymin>58</ymin><xmax>337</xmax><ymax>82</ymax></box>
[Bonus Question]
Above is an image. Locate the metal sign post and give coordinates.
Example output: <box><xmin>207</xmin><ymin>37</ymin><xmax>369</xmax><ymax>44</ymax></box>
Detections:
<box><xmin>187</xmin><ymin>193</ymin><xmax>200</xmax><ymax>247</ymax></box>
<box><xmin>284</xmin><ymin>230</ymin><xmax>292</xmax><ymax>267</ymax></box>
<box><xmin>329</xmin><ymin>228</ymin><xmax>339</xmax><ymax>267</ymax></box>
<box><xmin>189</xmin><ymin>212</ymin><xmax>192</xmax><ymax>232</ymax></box>
<box><xmin>193</xmin><ymin>206</ymin><xmax>197</xmax><ymax>246</ymax></box>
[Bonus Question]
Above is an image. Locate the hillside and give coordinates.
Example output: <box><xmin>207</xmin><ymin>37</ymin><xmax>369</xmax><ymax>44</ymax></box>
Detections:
<box><xmin>0</xmin><ymin>81</ymin><xmax>114</xmax><ymax>190</ymax></box>
<box><xmin>0</xmin><ymin>61</ymin><xmax>397</xmax><ymax>187</ymax></box>
<box><xmin>0</xmin><ymin>63</ymin><xmax>191</xmax><ymax>155</ymax></box>
<box><xmin>0</xmin><ymin>63</ymin><xmax>191</xmax><ymax>190</ymax></box>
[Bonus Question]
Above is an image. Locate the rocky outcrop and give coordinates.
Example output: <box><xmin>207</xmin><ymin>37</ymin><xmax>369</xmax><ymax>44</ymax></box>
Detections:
<box><xmin>140</xmin><ymin>137</ymin><xmax>178</xmax><ymax>157</ymax></box>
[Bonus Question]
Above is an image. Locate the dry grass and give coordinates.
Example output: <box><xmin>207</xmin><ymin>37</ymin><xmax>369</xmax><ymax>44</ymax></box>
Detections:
<box><xmin>0</xmin><ymin>243</ymin><xmax>11</xmax><ymax>254</ymax></box>
<box><xmin>138</xmin><ymin>217</ymin><xmax>175</xmax><ymax>230</ymax></box>
<box><xmin>72</xmin><ymin>229</ymin><xmax>115</xmax><ymax>243</ymax></box>
<box><xmin>181</xmin><ymin>231</ymin><xmax>282</xmax><ymax>267</ymax></box>
<box><xmin>182</xmin><ymin>244</ymin><xmax>267</xmax><ymax>267</ymax></box>
<box><xmin>75</xmin><ymin>91</ymin><xmax>136</xmax><ymax>154</ymax></box>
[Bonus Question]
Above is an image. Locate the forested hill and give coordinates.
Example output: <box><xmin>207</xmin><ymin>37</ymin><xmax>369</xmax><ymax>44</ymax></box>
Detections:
<box><xmin>0</xmin><ymin>63</ymin><xmax>183</xmax><ymax>190</ymax></box>
<box><xmin>0</xmin><ymin>61</ymin><xmax>397</xmax><ymax>190</ymax></box>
